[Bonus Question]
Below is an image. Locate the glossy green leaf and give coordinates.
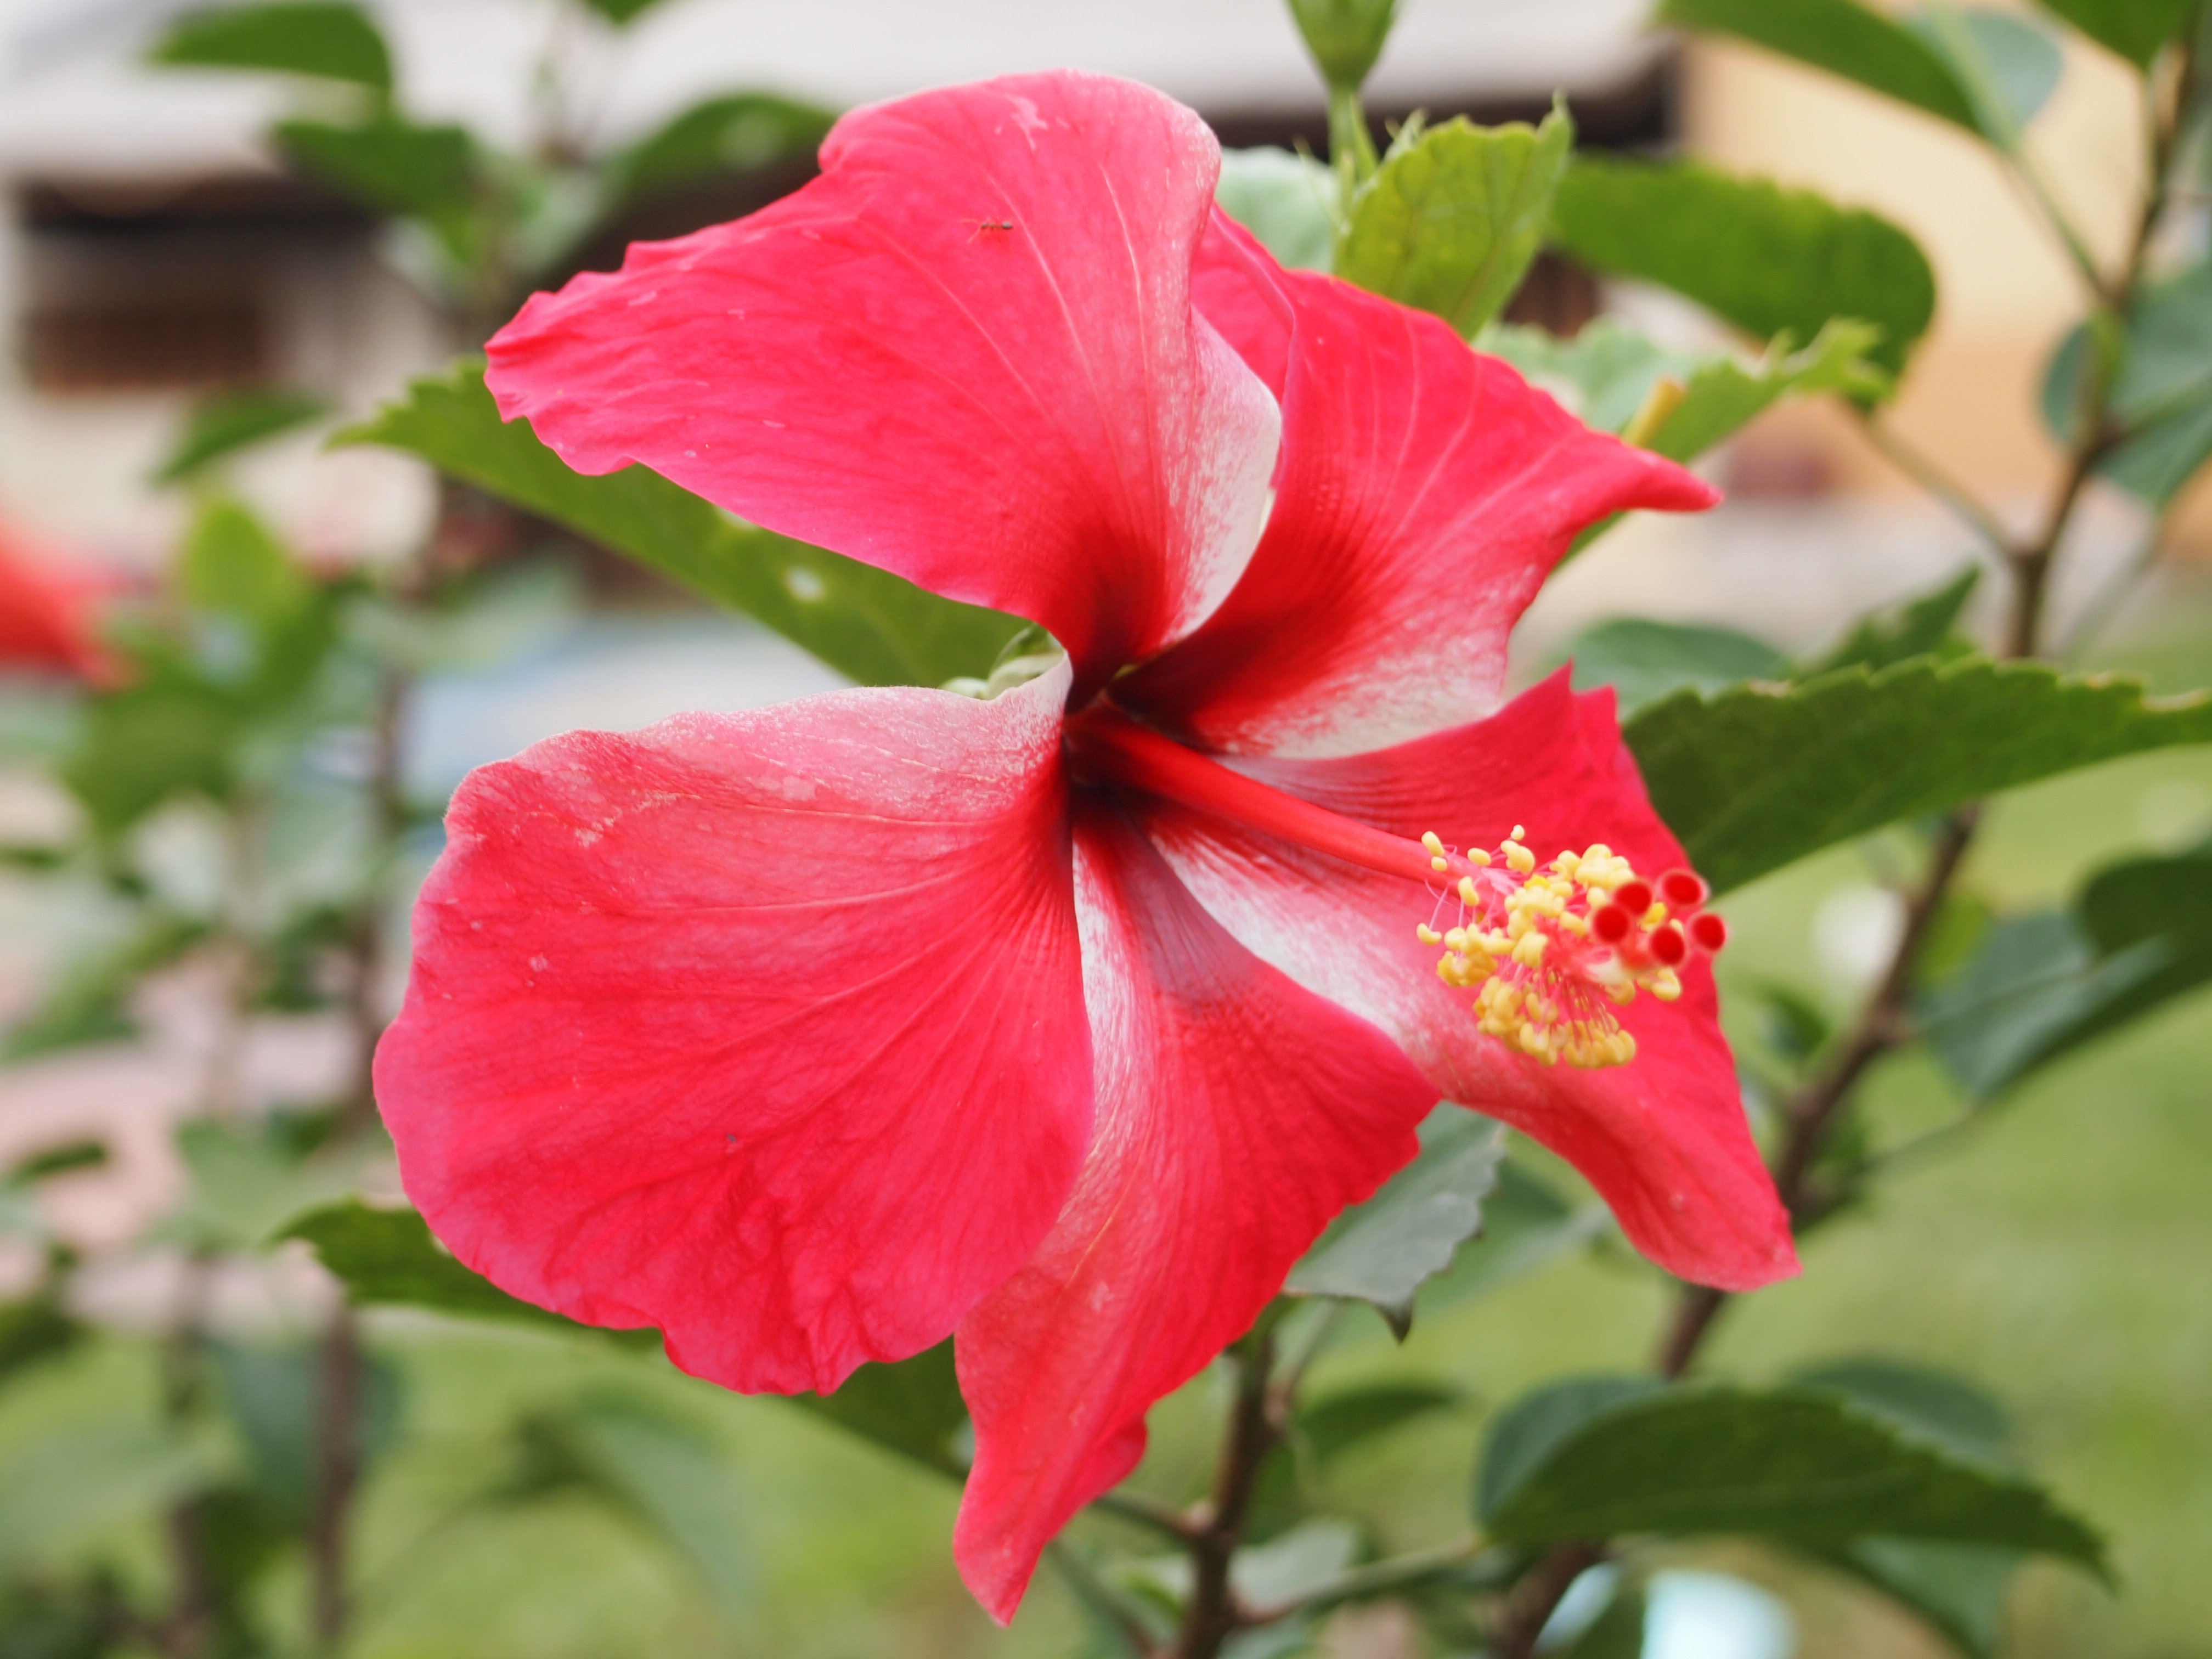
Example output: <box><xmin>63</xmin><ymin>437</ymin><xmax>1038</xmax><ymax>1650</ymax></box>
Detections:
<box><xmin>154</xmin><ymin>390</ymin><xmax>328</xmax><ymax>485</ymax></box>
<box><xmin>1477</xmin><ymin>1385</ymin><xmax>2106</xmax><ymax>1571</ymax></box>
<box><xmin>607</xmin><ymin>92</ymin><xmax>836</xmax><ymax>206</ymax></box>
<box><xmin>1285</xmin><ymin>1105</ymin><xmax>1504</xmax><ymax>1335</ymax></box>
<box><xmin>1564</xmin><ymin>619</ymin><xmax>1790</xmax><ymax>719</ymax></box>
<box><xmin>274</xmin><ymin>116</ymin><xmax>477</xmax><ymax>251</ymax></box>
<box><xmin>1909</xmin><ymin>8</ymin><xmax>2066</xmax><ymax>139</ymax></box>
<box><xmin>1550</xmin><ymin>156</ymin><xmax>1937</xmax><ymax>377</ymax></box>
<box><xmin>791</xmin><ymin>1341</ymin><xmax>970</xmax><ymax>1478</ymax></box>
<box><xmin>1217</xmin><ymin>148</ymin><xmax>1340</xmax><ymax>272</ymax></box>
<box><xmin>151</xmin><ymin>2</ymin><xmax>391</xmax><ymax>93</ymax></box>
<box><xmin>1803</xmin><ymin>567</ymin><xmax>1980</xmax><ymax>678</ymax></box>
<box><xmin>336</xmin><ymin>363</ymin><xmax>1022</xmax><ymax>687</ymax></box>
<box><xmin>2033</xmin><ymin>0</ymin><xmax>2200</xmax><ymax>65</ymax></box>
<box><xmin>511</xmin><ymin>1393</ymin><xmax>751</xmax><ymax>1621</ymax></box>
<box><xmin>1419</xmin><ymin>1158</ymin><xmax>1609</xmax><ymax>1310</ymax></box>
<box><xmin>1476</xmin><ymin>1377</ymin><xmax>1665</xmax><ymax>1525</ymax></box>
<box><xmin>1624</xmin><ymin>657</ymin><xmax>2212</xmax><ymax>893</ymax></box>
<box><xmin>1656</xmin><ymin>0</ymin><xmax>1979</xmax><ymax>128</ymax></box>
<box><xmin>1338</xmin><ymin>104</ymin><xmax>1573</xmax><ymax>338</ymax></box>
<box><xmin>278</xmin><ymin>1198</ymin><xmax>652</xmax><ymax>1343</ymax></box>
<box><xmin>1286</xmin><ymin>0</ymin><xmax>1402</xmax><ymax>89</ymax></box>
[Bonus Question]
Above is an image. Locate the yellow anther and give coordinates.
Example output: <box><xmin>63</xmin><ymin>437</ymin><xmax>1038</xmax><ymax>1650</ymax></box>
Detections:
<box><xmin>1468</xmin><ymin>848</ymin><xmax>1492</xmax><ymax>867</ymax></box>
<box><xmin>1431</xmin><ymin>855</ymin><xmax>1449</xmax><ymax>872</ymax></box>
<box><xmin>1511</xmin><ymin>824</ymin><xmax>1526</xmax><ymax>840</ymax></box>
<box><xmin>1513</xmin><ymin>932</ymin><xmax>1548</xmax><ymax>967</ymax></box>
<box><xmin>1421</xmin><ymin>831</ymin><xmax>1446</xmax><ymax>857</ymax></box>
<box><xmin>1504</xmin><ymin>841</ymin><xmax>1537</xmax><ymax>874</ymax></box>
<box><xmin>1651</xmin><ymin>968</ymin><xmax>1683</xmax><ymax>1002</ymax></box>
<box><xmin>1416</xmin><ymin>923</ymin><xmax>1442</xmax><ymax>945</ymax></box>
<box><xmin>1643</xmin><ymin>903</ymin><xmax>1668</xmax><ymax>928</ymax></box>
<box><xmin>1458</xmin><ymin>876</ymin><xmax>1479</xmax><ymax>904</ymax></box>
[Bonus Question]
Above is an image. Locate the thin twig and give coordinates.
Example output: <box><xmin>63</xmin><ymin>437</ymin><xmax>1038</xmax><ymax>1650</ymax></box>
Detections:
<box><xmin>1854</xmin><ymin>413</ymin><xmax>2017</xmax><ymax>557</ymax></box>
<box><xmin>1088</xmin><ymin>1488</ymin><xmax>1203</xmax><ymax>1545</ymax></box>
<box><xmin>309</xmin><ymin>1307</ymin><xmax>362</xmax><ymax>1651</ymax></box>
<box><xmin>1241</xmin><ymin>1536</ymin><xmax>1485</xmax><ymax>1627</ymax></box>
<box><xmin>1172</xmin><ymin>1323</ymin><xmax>1285</xmax><ymax>1659</ymax></box>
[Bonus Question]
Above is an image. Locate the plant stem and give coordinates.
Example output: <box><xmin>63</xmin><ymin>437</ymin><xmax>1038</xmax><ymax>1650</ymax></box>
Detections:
<box><xmin>1172</xmin><ymin>1325</ymin><xmax>1285</xmax><ymax>1659</ymax></box>
<box><xmin>309</xmin><ymin>1307</ymin><xmax>362</xmax><ymax>1651</ymax></box>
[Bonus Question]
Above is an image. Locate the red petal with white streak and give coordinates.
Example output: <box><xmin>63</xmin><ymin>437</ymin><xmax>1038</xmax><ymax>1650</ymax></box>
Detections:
<box><xmin>1133</xmin><ymin>673</ymin><xmax>1797</xmax><ymax>1292</ymax></box>
<box><xmin>1122</xmin><ymin>217</ymin><xmax>1717</xmax><ymax>755</ymax></box>
<box><xmin>373</xmin><ymin>667</ymin><xmax>1093</xmax><ymax>1396</ymax></box>
<box><xmin>951</xmin><ymin>802</ymin><xmax>1436</xmax><ymax>1622</ymax></box>
<box><xmin>485</xmin><ymin>74</ymin><xmax>1279</xmax><ymax>693</ymax></box>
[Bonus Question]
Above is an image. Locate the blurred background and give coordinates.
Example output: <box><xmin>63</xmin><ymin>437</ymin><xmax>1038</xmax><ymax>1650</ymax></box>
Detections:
<box><xmin>0</xmin><ymin>2</ymin><xmax>2205</xmax><ymax>1657</ymax></box>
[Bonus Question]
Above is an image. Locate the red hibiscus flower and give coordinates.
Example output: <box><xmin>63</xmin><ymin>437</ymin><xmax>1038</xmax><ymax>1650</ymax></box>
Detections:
<box><xmin>375</xmin><ymin>71</ymin><xmax>1796</xmax><ymax>1620</ymax></box>
<box><xmin>0</xmin><ymin>520</ymin><xmax>120</xmax><ymax>684</ymax></box>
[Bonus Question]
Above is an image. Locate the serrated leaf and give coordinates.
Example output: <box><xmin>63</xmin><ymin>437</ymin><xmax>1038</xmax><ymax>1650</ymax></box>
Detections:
<box><xmin>1656</xmin><ymin>0</ymin><xmax>1980</xmax><ymax>129</ymax></box>
<box><xmin>1217</xmin><ymin>148</ymin><xmax>1340</xmax><ymax>272</ymax></box>
<box><xmin>150</xmin><ymin>2</ymin><xmax>391</xmax><ymax>93</ymax></box>
<box><xmin>335</xmin><ymin>363</ymin><xmax>1022</xmax><ymax>687</ymax></box>
<box><xmin>1285</xmin><ymin>1105</ymin><xmax>1503</xmax><ymax>1334</ymax></box>
<box><xmin>1476</xmin><ymin>1384</ymin><xmax>2106</xmax><ymax>1573</ymax></box>
<box><xmin>154</xmin><ymin>390</ymin><xmax>328</xmax><ymax>485</ymax></box>
<box><xmin>278</xmin><ymin>1198</ymin><xmax>655</xmax><ymax>1345</ymax></box>
<box><xmin>2033</xmin><ymin>0</ymin><xmax>2199</xmax><ymax>66</ymax></box>
<box><xmin>1564</xmin><ymin>619</ymin><xmax>1790</xmax><ymax>719</ymax></box>
<box><xmin>511</xmin><ymin>1392</ymin><xmax>751</xmax><ymax>1621</ymax></box>
<box><xmin>607</xmin><ymin>92</ymin><xmax>835</xmax><ymax>206</ymax></box>
<box><xmin>1789</xmin><ymin>1357</ymin><xmax>2011</xmax><ymax>1463</ymax></box>
<box><xmin>1550</xmin><ymin>156</ymin><xmax>1936</xmax><ymax>378</ymax></box>
<box><xmin>1624</xmin><ymin>657</ymin><xmax>2212</xmax><ymax>893</ymax></box>
<box><xmin>1909</xmin><ymin>8</ymin><xmax>2066</xmax><ymax>140</ymax></box>
<box><xmin>1337</xmin><ymin>104</ymin><xmax>1573</xmax><ymax>337</ymax></box>
<box><xmin>1476</xmin><ymin>1377</ymin><xmax>1666</xmax><ymax>1525</ymax></box>
<box><xmin>1486</xmin><ymin>318</ymin><xmax>1888</xmax><ymax>463</ymax></box>
<box><xmin>790</xmin><ymin>1341</ymin><xmax>970</xmax><ymax>1478</ymax></box>
<box><xmin>1803</xmin><ymin>567</ymin><xmax>1980</xmax><ymax>678</ymax></box>
<box><xmin>1420</xmin><ymin>1158</ymin><xmax>1609</xmax><ymax>1310</ymax></box>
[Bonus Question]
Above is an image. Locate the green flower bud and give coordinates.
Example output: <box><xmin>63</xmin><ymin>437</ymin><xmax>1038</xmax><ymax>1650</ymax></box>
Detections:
<box><xmin>1286</xmin><ymin>0</ymin><xmax>1401</xmax><ymax>93</ymax></box>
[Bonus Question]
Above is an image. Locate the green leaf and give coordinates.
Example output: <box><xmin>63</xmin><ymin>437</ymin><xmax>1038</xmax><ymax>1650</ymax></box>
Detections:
<box><xmin>2104</xmin><ymin>263</ymin><xmax>2212</xmax><ymax>504</ymax></box>
<box><xmin>1217</xmin><ymin>148</ymin><xmax>1340</xmax><ymax>273</ymax></box>
<box><xmin>1337</xmin><ymin>104</ymin><xmax>1574</xmax><ymax>338</ymax></box>
<box><xmin>579</xmin><ymin>0</ymin><xmax>674</xmax><ymax>22</ymax></box>
<box><xmin>1557</xmin><ymin>1577</ymin><xmax>1649</xmax><ymax>1659</ymax></box>
<box><xmin>2033</xmin><ymin>0</ymin><xmax>2200</xmax><ymax>66</ymax></box>
<box><xmin>1285</xmin><ymin>1105</ymin><xmax>1504</xmax><ymax>1335</ymax></box>
<box><xmin>608</xmin><ymin>93</ymin><xmax>834</xmax><ymax>206</ymax></box>
<box><xmin>1476</xmin><ymin>1385</ymin><xmax>2106</xmax><ymax>1573</ymax></box>
<box><xmin>1564</xmin><ymin>619</ymin><xmax>1791</xmax><ymax>720</ymax></box>
<box><xmin>510</xmin><ymin>1393</ymin><xmax>752</xmax><ymax>1622</ymax></box>
<box><xmin>1420</xmin><ymin>1158</ymin><xmax>1609</xmax><ymax>1309</ymax></box>
<box><xmin>274</xmin><ymin>116</ymin><xmax>477</xmax><ymax>251</ymax></box>
<box><xmin>1298</xmin><ymin>1383</ymin><xmax>1461</xmax><ymax>1465</ymax></box>
<box><xmin>1475</xmin><ymin>1377</ymin><xmax>1664</xmax><ymax>1526</ymax></box>
<box><xmin>1285</xmin><ymin>0</ymin><xmax>1403</xmax><ymax>90</ymax></box>
<box><xmin>1920</xmin><ymin>838</ymin><xmax>2212</xmax><ymax>1098</ymax></box>
<box><xmin>1655</xmin><ymin>0</ymin><xmax>1980</xmax><ymax>129</ymax></box>
<box><xmin>1808</xmin><ymin>1537</ymin><xmax>2020</xmax><ymax>1657</ymax></box>
<box><xmin>1550</xmin><ymin>156</ymin><xmax>1937</xmax><ymax>378</ymax></box>
<box><xmin>0</xmin><ymin>1296</ymin><xmax>82</xmax><ymax>1384</ymax></box>
<box><xmin>154</xmin><ymin>390</ymin><xmax>328</xmax><ymax>485</ymax></box>
<box><xmin>59</xmin><ymin>672</ymin><xmax>241</xmax><ymax>831</ymax></box>
<box><xmin>278</xmin><ymin>1198</ymin><xmax>658</xmax><ymax>1346</ymax></box>
<box><xmin>1909</xmin><ymin>8</ymin><xmax>2067</xmax><ymax>140</ymax></box>
<box><xmin>335</xmin><ymin>363</ymin><xmax>1022</xmax><ymax>687</ymax></box>
<box><xmin>180</xmin><ymin>499</ymin><xmax>313</xmax><ymax>636</ymax></box>
<box><xmin>212</xmin><ymin>1339</ymin><xmax>403</xmax><ymax>1520</ymax></box>
<box><xmin>0</xmin><ymin>1421</ymin><xmax>223</xmax><ymax>1570</ymax></box>
<box><xmin>1624</xmin><ymin>657</ymin><xmax>2212</xmax><ymax>894</ymax></box>
<box><xmin>1803</xmin><ymin>567</ymin><xmax>1980</xmax><ymax>678</ymax></box>
<box><xmin>1789</xmin><ymin>1357</ymin><xmax>2012</xmax><ymax>1463</ymax></box>
<box><xmin>789</xmin><ymin>1341</ymin><xmax>970</xmax><ymax>1477</ymax></box>
<box><xmin>1486</xmin><ymin>318</ymin><xmax>1889</xmax><ymax>462</ymax></box>
<box><xmin>150</xmin><ymin>2</ymin><xmax>391</xmax><ymax>93</ymax></box>
<box><xmin>1</xmin><ymin>915</ymin><xmax>206</xmax><ymax>1060</ymax></box>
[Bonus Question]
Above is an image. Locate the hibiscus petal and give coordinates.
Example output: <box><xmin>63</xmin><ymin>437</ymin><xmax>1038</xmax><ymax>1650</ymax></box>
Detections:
<box><xmin>485</xmin><ymin>74</ymin><xmax>1279</xmax><ymax>692</ymax></box>
<box><xmin>1133</xmin><ymin>673</ymin><xmax>1797</xmax><ymax>1293</ymax></box>
<box><xmin>372</xmin><ymin>665</ymin><xmax>1093</xmax><ymax>1396</ymax></box>
<box><xmin>951</xmin><ymin>802</ymin><xmax>1436</xmax><ymax>1622</ymax></box>
<box><xmin>1120</xmin><ymin>217</ymin><xmax>1718</xmax><ymax>757</ymax></box>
